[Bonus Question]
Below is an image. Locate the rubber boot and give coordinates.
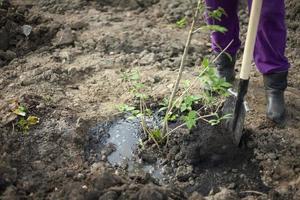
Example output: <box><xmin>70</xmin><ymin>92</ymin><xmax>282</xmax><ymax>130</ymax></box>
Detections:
<box><xmin>214</xmin><ymin>53</ymin><xmax>236</xmax><ymax>82</ymax></box>
<box><xmin>263</xmin><ymin>71</ymin><xmax>288</xmax><ymax>125</ymax></box>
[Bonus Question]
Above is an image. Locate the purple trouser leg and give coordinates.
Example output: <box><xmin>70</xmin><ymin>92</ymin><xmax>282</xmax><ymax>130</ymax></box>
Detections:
<box><xmin>205</xmin><ymin>0</ymin><xmax>241</xmax><ymax>56</ymax></box>
<box><xmin>205</xmin><ymin>0</ymin><xmax>290</xmax><ymax>74</ymax></box>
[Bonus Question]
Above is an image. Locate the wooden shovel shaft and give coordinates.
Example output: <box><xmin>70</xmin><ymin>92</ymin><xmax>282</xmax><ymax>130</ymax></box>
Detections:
<box><xmin>240</xmin><ymin>0</ymin><xmax>263</xmax><ymax>80</ymax></box>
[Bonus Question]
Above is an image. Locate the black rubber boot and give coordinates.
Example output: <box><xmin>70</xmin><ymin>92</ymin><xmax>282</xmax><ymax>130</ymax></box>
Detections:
<box><xmin>214</xmin><ymin>53</ymin><xmax>236</xmax><ymax>82</ymax></box>
<box><xmin>263</xmin><ymin>71</ymin><xmax>288</xmax><ymax>125</ymax></box>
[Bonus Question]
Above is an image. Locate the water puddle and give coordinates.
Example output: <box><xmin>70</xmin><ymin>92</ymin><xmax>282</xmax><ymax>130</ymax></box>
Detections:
<box><xmin>106</xmin><ymin>119</ymin><xmax>140</xmax><ymax>165</ymax></box>
<box><xmin>88</xmin><ymin>117</ymin><xmax>165</xmax><ymax>182</ymax></box>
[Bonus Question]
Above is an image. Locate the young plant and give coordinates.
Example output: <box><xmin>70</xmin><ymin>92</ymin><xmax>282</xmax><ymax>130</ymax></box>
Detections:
<box><xmin>12</xmin><ymin>103</ymin><xmax>39</xmax><ymax>133</ymax></box>
<box><xmin>162</xmin><ymin>0</ymin><xmax>230</xmax><ymax>136</ymax></box>
<box><xmin>118</xmin><ymin>2</ymin><xmax>233</xmax><ymax>146</ymax></box>
<box><xmin>176</xmin><ymin>17</ymin><xmax>187</xmax><ymax>28</ymax></box>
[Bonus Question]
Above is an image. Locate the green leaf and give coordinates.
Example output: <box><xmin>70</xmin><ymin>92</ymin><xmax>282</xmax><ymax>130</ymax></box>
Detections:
<box><xmin>180</xmin><ymin>95</ymin><xmax>200</xmax><ymax>112</ymax></box>
<box><xmin>17</xmin><ymin>117</ymin><xmax>29</xmax><ymax>132</ymax></box>
<box><xmin>202</xmin><ymin>57</ymin><xmax>210</xmax><ymax>68</ymax></box>
<box><xmin>149</xmin><ymin>129</ymin><xmax>163</xmax><ymax>142</ymax></box>
<box><xmin>201</xmin><ymin>25</ymin><xmax>228</xmax><ymax>33</ymax></box>
<box><xmin>183</xmin><ymin>80</ymin><xmax>191</xmax><ymax>89</ymax></box>
<box><xmin>208</xmin><ymin>119</ymin><xmax>219</xmax><ymax>126</ymax></box>
<box><xmin>209</xmin><ymin>7</ymin><xmax>227</xmax><ymax>21</ymax></box>
<box><xmin>13</xmin><ymin>106</ymin><xmax>26</xmax><ymax>117</ymax></box>
<box><xmin>145</xmin><ymin>108</ymin><xmax>152</xmax><ymax>116</ymax></box>
<box><xmin>222</xmin><ymin>113</ymin><xmax>233</xmax><ymax>120</ymax></box>
<box><xmin>158</xmin><ymin>106</ymin><xmax>167</xmax><ymax>113</ymax></box>
<box><xmin>136</xmin><ymin>113</ymin><xmax>144</xmax><ymax>118</ymax></box>
<box><xmin>208</xmin><ymin>113</ymin><xmax>232</xmax><ymax>126</ymax></box>
<box><xmin>117</xmin><ymin>104</ymin><xmax>135</xmax><ymax>112</ymax></box>
<box><xmin>176</xmin><ymin>17</ymin><xmax>187</xmax><ymax>28</ymax></box>
<box><xmin>127</xmin><ymin>116</ymin><xmax>137</xmax><ymax>121</ymax></box>
<box><xmin>135</xmin><ymin>93</ymin><xmax>148</xmax><ymax>100</ymax></box>
<box><xmin>27</xmin><ymin>116</ymin><xmax>39</xmax><ymax>125</ymax></box>
<box><xmin>134</xmin><ymin>82</ymin><xmax>145</xmax><ymax>90</ymax></box>
<box><xmin>167</xmin><ymin>113</ymin><xmax>178</xmax><ymax>121</ymax></box>
<box><xmin>180</xmin><ymin>103</ymin><xmax>187</xmax><ymax>112</ymax></box>
<box><xmin>130</xmin><ymin>70</ymin><xmax>140</xmax><ymax>81</ymax></box>
<box><xmin>182</xmin><ymin>111</ymin><xmax>197</xmax><ymax>129</ymax></box>
<box><xmin>131</xmin><ymin>110</ymin><xmax>141</xmax><ymax>116</ymax></box>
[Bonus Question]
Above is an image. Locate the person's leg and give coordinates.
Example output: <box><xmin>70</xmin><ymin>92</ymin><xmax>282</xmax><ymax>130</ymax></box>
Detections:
<box><xmin>248</xmin><ymin>0</ymin><xmax>290</xmax><ymax>74</ymax></box>
<box><xmin>205</xmin><ymin>0</ymin><xmax>240</xmax><ymax>82</ymax></box>
<box><xmin>248</xmin><ymin>0</ymin><xmax>289</xmax><ymax>124</ymax></box>
<box><xmin>205</xmin><ymin>0</ymin><xmax>240</xmax><ymax>55</ymax></box>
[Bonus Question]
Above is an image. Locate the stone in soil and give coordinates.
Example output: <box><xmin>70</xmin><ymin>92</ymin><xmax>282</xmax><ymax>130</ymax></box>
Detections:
<box><xmin>53</xmin><ymin>28</ymin><xmax>75</xmax><ymax>46</ymax></box>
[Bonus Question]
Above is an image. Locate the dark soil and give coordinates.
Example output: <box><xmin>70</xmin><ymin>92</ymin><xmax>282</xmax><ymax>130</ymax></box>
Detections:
<box><xmin>0</xmin><ymin>0</ymin><xmax>60</xmax><ymax>67</ymax></box>
<box><xmin>0</xmin><ymin>0</ymin><xmax>299</xmax><ymax>199</ymax></box>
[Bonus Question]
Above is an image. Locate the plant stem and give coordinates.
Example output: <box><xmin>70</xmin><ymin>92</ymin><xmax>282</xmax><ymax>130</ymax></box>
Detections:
<box><xmin>163</xmin><ymin>113</ymin><xmax>216</xmax><ymax>138</ymax></box>
<box><xmin>163</xmin><ymin>39</ymin><xmax>234</xmax><ymax>133</ymax></box>
<box><xmin>140</xmin><ymin>99</ymin><xmax>161</xmax><ymax>149</ymax></box>
<box><xmin>162</xmin><ymin>0</ymin><xmax>203</xmax><ymax>136</ymax></box>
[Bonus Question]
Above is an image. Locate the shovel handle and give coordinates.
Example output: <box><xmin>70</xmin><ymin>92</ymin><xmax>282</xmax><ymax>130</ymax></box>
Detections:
<box><xmin>240</xmin><ymin>0</ymin><xmax>263</xmax><ymax>80</ymax></box>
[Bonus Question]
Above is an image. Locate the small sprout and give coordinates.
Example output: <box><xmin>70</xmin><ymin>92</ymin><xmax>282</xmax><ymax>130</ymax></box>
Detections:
<box><xmin>17</xmin><ymin>115</ymin><xmax>40</xmax><ymax>133</ymax></box>
<box><xmin>129</xmin><ymin>70</ymin><xmax>141</xmax><ymax>81</ymax></box>
<box><xmin>117</xmin><ymin>104</ymin><xmax>135</xmax><ymax>112</ymax></box>
<box><xmin>183</xmin><ymin>80</ymin><xmax>191</xmax><ymax>89</ymax></box>
<box><xmin>13</xmin><ymin>105</ymin><xmax>27</xmax><ymax>117</ymax></box>
<box><xmin>121</xmin><ymin>70</ymin><xmax>141</xmax><ymax>82</ymax></box>
<box><xmin>168</xmin><ymin>113</ymin><xmax>178</xmax><ymax>121</ymax></box>
<box><xmin>27</xmin><ymin>116</ymin><xmax>40</xmax><ymax>125</ymax></box>
<box><xmin>149</xmin><ymin>129</ymin><xmax>163</xmax><ymax>143</ymax></box>
<box><xmin>202</xmin><ymin>57</ymin><xmax>211</xmax><ymax>68</ymax></box>
<box><xmin>134</xmin><ymin>92</ymin><xmax>148</xmax><ymax>100</ymax></box>
<box><xmin>176</xmin><ymin>17</ymin><xmax>187</xmax><ymax>28</ymax></box>
<box><xmin>139</xmin><ymin>139</ymin><xmax>145</xmax><ymax>150</ymax></box>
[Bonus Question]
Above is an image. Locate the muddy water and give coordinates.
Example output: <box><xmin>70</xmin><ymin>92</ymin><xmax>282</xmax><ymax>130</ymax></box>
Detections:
<box><xmin>88</xmin><ymin>117</ymin><xmax>165</xmax><ymax>181</ymax></box>
<box><xmin>106</xmin><ymin>119</ymin><xmax>140</xmax><ymax>165</ymax></box>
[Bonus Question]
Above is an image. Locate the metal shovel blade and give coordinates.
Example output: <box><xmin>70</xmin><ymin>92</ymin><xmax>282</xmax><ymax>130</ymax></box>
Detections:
<box><xmin>222</xmin><ymin>79</ymin><xmax>249</xmax><ymax>146</ymax></box>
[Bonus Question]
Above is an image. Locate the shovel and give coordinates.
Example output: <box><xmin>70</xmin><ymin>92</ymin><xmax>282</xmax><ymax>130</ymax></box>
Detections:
<box><xmin>222</xmin><ymin>0</ymin><xmax>263</xmax><ymax>146</ymax></box>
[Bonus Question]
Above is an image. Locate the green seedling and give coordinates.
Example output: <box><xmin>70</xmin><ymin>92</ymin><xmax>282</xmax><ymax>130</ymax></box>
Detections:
<box><xmin>176</xmin><ymin>17</ymin><xmax>187</xmax><ymax>28</ymax></box>
<box><xmin>138</xmin><ymin>138</ymin><xmax>145</xmax><ymax>150</ymax></box>
<box><xmin>149</xmin><ymin>129</ymin><xmax>164</xmax><ymax>144</ymax></box>
<box><xmin>12</xmin><ymin>104</ymin><xmax>39</xmax><ymax>133</ymax></box>
<box><xmin>199</xmin><ymin>57</ymin><xmax>232</xmax><ymax>96</ymax></box>
<box><xmin>17</xmin><ymin>116</ymin><xmax>39</xmax><ymax>133</ymax></box>
<box><xmin>118</xmin><ymin>3</ymin><xmax>234</xmax><ymax>147</ymax></box>
<box><xmin>117</xmin><ymin>103</ymin><xmax>136</xmax><ymax>113</ymax></box>
<box><xmin>13</xmin><ymin>105</ymin><xmax>27</xmax><ymax>117</ymax></box>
